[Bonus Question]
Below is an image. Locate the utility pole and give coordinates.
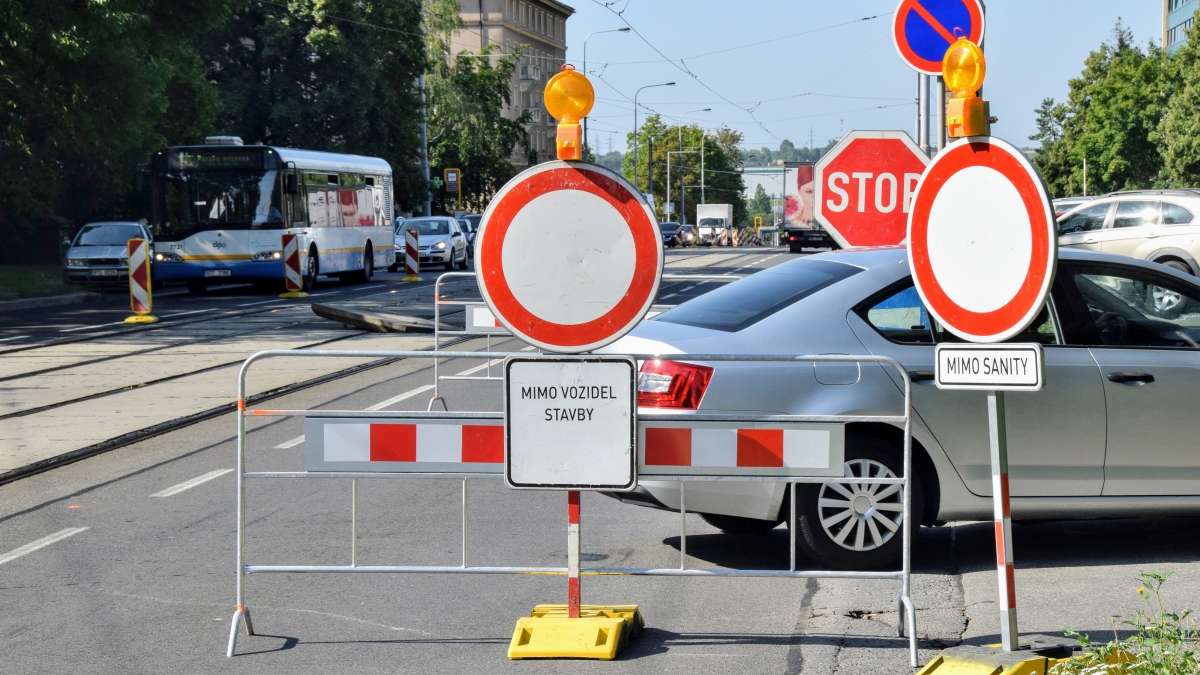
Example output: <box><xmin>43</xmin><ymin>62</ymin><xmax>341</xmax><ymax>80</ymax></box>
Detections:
<box><xmin>419</xmin><ymin>74</ymin><xmax>431</xmax><ymax>216</ymax></box>
<box><xmin>809</xmin><ymin>127</ymin><xmax>814</xmax><ymax>149</ymax></box>
<box><xmin>647</xmin><ymin>137</ymin><xmax>654</xmax><ymax>207</ymax></box>
<box><xmin>700</xmin><ymin>134</ymin><xmax>706</xmax><ymax>204</ymax></box>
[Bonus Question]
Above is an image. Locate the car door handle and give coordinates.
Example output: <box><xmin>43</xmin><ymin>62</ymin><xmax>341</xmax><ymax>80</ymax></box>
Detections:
<box><xmin>1145</xmin><ymin>232</ymin><xmax>1159</xmax><ymax>238</ymax></box>
<box><xmin>1084</xmin><ymin>238</ymin><xmax>1098</xmax><ymax>244</ymax></box>
<box><xmin>1107</xmin><ymin>372</ymin><xmax>1155</xmax><ymax>385</ymax></box>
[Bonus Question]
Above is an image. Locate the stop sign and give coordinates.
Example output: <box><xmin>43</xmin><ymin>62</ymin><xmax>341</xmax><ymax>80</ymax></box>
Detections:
<box><xmin>814</xmin><ymin>130</ymin><xmax>929</xmax><ymax>248</ymax></box>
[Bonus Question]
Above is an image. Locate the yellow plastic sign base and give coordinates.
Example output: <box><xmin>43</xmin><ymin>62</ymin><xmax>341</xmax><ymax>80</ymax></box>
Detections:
<box><xmin>124</xmin><ymin>315</ymin><xmax>158</xmax><ymax>324</ymax></box>
<box><xmin>919</xmin><ymin>638</ymin><xmax>1127</xmax><ymax>675</ymax></box>
<box><xmin>400</xmin><ymin>275</ymin><xmax>423</xmax><ymax>283</ymax></box>
<box><xmin>278</xmin><ymin>291</ymin><xmax>309</xmax><ymax>298</ymax></box>
<box><xmin>507</xmin><ymin>604</ymin><xmax>642</xmax><ymax>660</ymax></box>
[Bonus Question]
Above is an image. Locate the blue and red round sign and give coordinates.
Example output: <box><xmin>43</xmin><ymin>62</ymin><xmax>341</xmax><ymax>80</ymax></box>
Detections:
<box><xmin>892</xmin><ymin>0</ymin><xmax>985</xmax><ymax>75</ymax></box>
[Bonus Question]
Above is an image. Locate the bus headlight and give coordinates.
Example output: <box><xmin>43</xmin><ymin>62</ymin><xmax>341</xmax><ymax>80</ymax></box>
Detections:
<box><xmin>154</xmin><ymin>252</ymin><xmax>183</xmax><ymax>263</ymax></box>
<box><xmin>252</xmin><ymin>251</ymin><xmax>283</xmax><ymax>261</ymax></box>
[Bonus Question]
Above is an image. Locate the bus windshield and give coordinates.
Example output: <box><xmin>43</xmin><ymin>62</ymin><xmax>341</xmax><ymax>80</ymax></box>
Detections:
<box><xmin>157</xmin><ymin>169</ymin><xmax>282</xmax><ymax>239</ymax></box>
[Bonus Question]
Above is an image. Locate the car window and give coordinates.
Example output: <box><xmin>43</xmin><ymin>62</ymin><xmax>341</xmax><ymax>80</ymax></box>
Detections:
<box><xmin>1059</xmin><ymin>263</ymin><xmax>1200</xmax><ymax>348</ymax></box>
<box><xmin>653</xmin><ymin>258</ymin><xmax>861</xmax><ymax>333</ymax></box>
<box><xmin>859</xmin><ymin>285</ymin><xmax>933</xmax><ymax>344</ymax></box>
<box><xmin>1058</xmin><ymin>202</ymin><xmax>1110</xmax><ymax>234</ymax></box>
<box><xmin>935</xmin><ymin>302</ymin><xmax>1061</xmax><ymax>346</ymax></box>
<box><xmin>1112</xmin><ymin>201</ymin><xmax>1160</xmax><ymax>229</ymax></box>
<box><xmin>401</xmin><ymin>218</ymin><xmax>450</xmax><ymax>236</ymax></box>
<box><xmin>75</xmin><ymin>224</ymin><xmax>145</xmax><ymax>246</ymax></box>
<box><xmin>1162</xmin><ymin>202</ymin><xmax>1194</xmax><ymax>225</ymax></box>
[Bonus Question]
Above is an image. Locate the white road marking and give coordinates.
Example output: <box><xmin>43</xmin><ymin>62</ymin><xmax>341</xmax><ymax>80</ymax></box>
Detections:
<box><xmin>521</xmin><ymin>346</ymin><xmax>537</xmax><ymax>351</ymax></box>
<box><xmin>0</xmin><ymin>335</ymin><xmax>30</xmax><ymax>342</ymax></box>
<box><xmin>455</xmin><ymin>359</ymin><xmax>503</xmax><ymax>376</ymax></box>
<box><xmin>660</xmin><ymin>293</ymin><xmax>677</xmax><ymax>300</ymax></box>
<box><xmin>679</xmin><ymin>286</ymin><xmax>696</xmax><ymax>293</ymax></box>
<box><xmin>275</xmin><ymin>435</ymin><xmax>306</xmax><ymax>449</ymax></box>
<box><xmin>60</xmin><ymin>321</ymin><xmax>124</xmax><ymax>333</ymax></box>
<box><xmin>365</xmin><ymin>384</ymin><xmax>436</xmax><ymax>411</ymax></box>
<box><xmin>151</xmin><ymin>469</ymin><xmax>234</xmax><ymax>497</ymax></box>
<box><xmin>238</xmin><ymin>299</ymin><xmax>286</xmax><ymax>307</ymax></box>
<box><xmin>0</xmin><ymin>528</ymin><xmax>89</xmax><ymax>566</ymax></box>
<box><xmin>160</xmin><ymin>308</ymin><xmax>216</xmax><ymax>319</ymax></box>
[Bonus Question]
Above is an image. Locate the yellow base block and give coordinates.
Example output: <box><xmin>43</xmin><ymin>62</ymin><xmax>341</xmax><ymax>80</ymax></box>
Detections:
<box><xmin>401</xmin><ymin>275</ymin><xmax>423</xmax><ymax>282</ymax></box>
<box><xmin>124</xmin><ymin>315</ymin><xmax>158</xmax><ymax>324</ymax></box>
<box><xmin>508</xmin><ymin>604</ymin><xmax>642</xmax><ymax>660</ymax></box>
<box><xmin>278</xmin><ymin>291</ymin><xmax>309</xmax><ymax>298</ymax></box>
<box><xmin>919</xmin><ymin>640</ymin><xmax>1129</xmax><ymax>675</ymax></box>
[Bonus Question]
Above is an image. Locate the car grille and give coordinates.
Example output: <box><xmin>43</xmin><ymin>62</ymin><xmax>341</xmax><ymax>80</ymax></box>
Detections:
<box><xmin>90</xmin><ymin>258</ymin><xmax>123</xmax><ymax>266</ymax></box>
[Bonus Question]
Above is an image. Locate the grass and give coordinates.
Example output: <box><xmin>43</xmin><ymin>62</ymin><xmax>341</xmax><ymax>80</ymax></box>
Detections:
<box><xmin>0</xmin><ymin>265</ymin><xmax>87</xmax><ymax>300</ymax></box>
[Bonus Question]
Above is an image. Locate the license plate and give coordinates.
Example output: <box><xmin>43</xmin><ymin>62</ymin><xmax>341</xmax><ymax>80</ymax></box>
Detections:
<box><xmin>205</xmin><ymin>269</ymin><xmax>232</xmax><ymax>277</ymax></box>
<box><xmin>90</xmin><ymin>269</ymin><xmax>119</xmax><ymax>277</ymax></box>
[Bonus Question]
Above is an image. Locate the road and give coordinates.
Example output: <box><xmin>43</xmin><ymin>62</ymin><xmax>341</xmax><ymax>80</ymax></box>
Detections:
<box><xmin>2</xmin><ymin>246</ymin><xmax>1198</xmax><ymax>674</ymax></box>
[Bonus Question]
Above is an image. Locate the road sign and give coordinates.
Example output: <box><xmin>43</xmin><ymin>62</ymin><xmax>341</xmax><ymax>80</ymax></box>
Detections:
<box><xmin>445</xmin><ymin>168</ymin><xmax>460</xmax><ymax>193</ymax></box>
<box><xmin>908</xmin><ymin>136</ymin><xmax>1057</xmax><ymax>343</ymax></box>
<box><xmin>935</xmin><ymin>343</ymin><xmax>1044</xmax><ymax>391</ymax></box>
<box><xmin>504</xmin><ymin>356</ymin><xmax>636</xmax><ymax>490</ymax></box>
<box><xmin>813</xmin><ymin>130</ymin><xmax>929</xmax><ymax>249</ymax></box>
<box><xmin>475</xmin><ymin>161</ymin><xmax>662</xmax><ymax>353</ymax></box>
<box><xmin>125</xmin><ymin>239</ymin><xmax>156</xmax><ymax>324</ymax></box>
<box><xmin>892</xmin><ymin>0</ymin><xmax>985</xmax><ymax>75</ymax></box>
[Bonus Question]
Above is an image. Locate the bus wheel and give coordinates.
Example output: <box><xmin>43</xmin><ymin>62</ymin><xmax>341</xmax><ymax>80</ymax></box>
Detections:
<box><xmin>303</xmin><ymin>248</ymin><xmax>318</xmax><ymax>292</ymax></box>
<box><xmin>186</xmin><ymin>280</ymin><xmax>208</xmax><ymax>295</ymax></box>
<box><xmin>358</xmin><ymin>246</ymin><xmax>374</xmax><ymax>282</ymax></box>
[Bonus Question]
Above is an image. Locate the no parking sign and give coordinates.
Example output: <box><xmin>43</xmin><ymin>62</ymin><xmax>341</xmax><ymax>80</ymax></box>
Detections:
<box><xmin>893</xmin><ymin>0</ymin><xmax>985</xmax><ymax>75</ymax></box>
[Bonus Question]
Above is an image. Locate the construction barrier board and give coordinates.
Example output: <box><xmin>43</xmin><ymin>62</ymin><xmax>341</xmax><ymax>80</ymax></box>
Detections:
<box><xmin>464</xmin><ymin>303</ymin><xmax>507</xmax><ymax>333</ymax></box>
<box><xmin>304</xmin><ymin>417</ymin><xmax>504</xmax><ymax>473</ymax></box>
<box><xmin>639</xmin><ymin>421</ymin><xmax>845</xmax><ymax>478</ymax></box>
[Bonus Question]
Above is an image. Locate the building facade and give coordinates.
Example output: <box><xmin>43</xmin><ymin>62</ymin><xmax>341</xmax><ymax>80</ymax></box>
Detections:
<box><xmin>453</xmin><ymin>0</ymin><xmax>574</xmax><ymax>167</ymax></box>
<box><xmin>1165</xmin><ymin>0</ymin><xmax>1197</xmax><ymax>54</ymax></box>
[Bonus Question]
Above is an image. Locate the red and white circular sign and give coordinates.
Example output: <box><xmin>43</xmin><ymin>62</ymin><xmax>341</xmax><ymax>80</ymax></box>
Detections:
<box><xmin>475</xmin><ymin>161</ymin><xmax>663</xmax><ymax>353</ymax></box>
<box><xmin>907</xmin><ymin>137</ymin><xmax>1057</xmax><ymax>343</ymax></box>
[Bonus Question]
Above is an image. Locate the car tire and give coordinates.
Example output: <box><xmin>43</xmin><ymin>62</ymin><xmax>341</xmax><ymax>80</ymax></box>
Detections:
<box><xmin>185</xmin><ymin>280</ymin><xmax>208</xmax><ymax>295</ymax></box>
<box><xmin>302</xmin><ymin>248</ymin><xmax>318</xmax><ymax>293</ymax></box>
<box><xmin>700</xmin><ymin>512</ymin><xmax>783</xmax><ymax>534</ymax></box>
<box><xmin>1158</xmin><ymin>259</ymin><xmax>1192</xmax><ymax>276</ymax></box>
<box><xmin>789</xmin><ymin>242</ymin><xmax>804</xmax><ymax>254</ymax></box>
<box><xmin>456</xmin><ymin>250</ymin><xmax>469</xmax><ymax>270</ymax></box>
<box><xmin>788</xmin><ymin>433</ymin><xmax>923</xmax><ymax>571</ymax></box>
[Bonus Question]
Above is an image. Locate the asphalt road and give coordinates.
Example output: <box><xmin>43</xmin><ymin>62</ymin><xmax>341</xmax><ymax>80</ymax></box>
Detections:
<box><xmin>3</xmin><ymin>246</ymin><xmax>1198</xmax><ymax>673</ymax></box>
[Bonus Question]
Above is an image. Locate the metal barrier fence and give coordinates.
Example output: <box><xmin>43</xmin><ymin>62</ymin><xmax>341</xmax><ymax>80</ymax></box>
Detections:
<box><xmin>227</xmin><ymin>349</ymin><xmax>917</xmax><ymax>665</ymax></box>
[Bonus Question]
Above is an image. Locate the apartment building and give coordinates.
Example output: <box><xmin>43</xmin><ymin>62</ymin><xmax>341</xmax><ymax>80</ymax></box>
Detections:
<box><xmin>1165</xmin><ymin>0</ymin><xmax>1197</xmax><ymax>54</ymax></box>
<box><xmin>452</xmin><ymin>0</ymin><xmax>575</xmax><ymax>167</ymax></box>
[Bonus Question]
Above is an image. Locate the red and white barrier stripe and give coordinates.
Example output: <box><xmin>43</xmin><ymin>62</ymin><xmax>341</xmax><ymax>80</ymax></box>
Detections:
<box><xmin>640</xmin><ymin>426</ymin><xmax>833</xmax><ymax>470</ymax></box>
<box><xmin>567</xmin><ymin>490</ymin><xmax>581</xmax><ymax>618</ymax></box>
<box><xmin>405</xmin><ymin>228</ymin><xmax>419</xmax><ymax>277</ymax></box>
<box><xmin>731</xmin><ymin>230</ymin><xmax>741</xmax><ymax>247</ymax></box>
<box><xmin>321</xmin><ymin>422</ymin><xmax>503</xmax><ymax>465</ymax></box>
<box><xmin>718</xmin><ymin>230</ymin><xmax>729</xmax><ymax>246</ymax></box>
<box><xmin>989</xmin><ymin>392</ymin><xmax>1018</xmax><ymax>650</ymax></box>
<box><xmin>282</xmin><ymin>234</ymin><xmax>303</xmax><ymax>292</ymax></box>
<box><xmin>127</xmin><ymin>238</ymin><xmax>152</xmax><ymax>314</ymax></box>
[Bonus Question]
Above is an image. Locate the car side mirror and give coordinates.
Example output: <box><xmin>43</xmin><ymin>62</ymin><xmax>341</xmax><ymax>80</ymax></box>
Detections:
<box><xmin>285</xmin><ymin>174</ymin><xmax>299</xmax><ymax>194</ymax></box>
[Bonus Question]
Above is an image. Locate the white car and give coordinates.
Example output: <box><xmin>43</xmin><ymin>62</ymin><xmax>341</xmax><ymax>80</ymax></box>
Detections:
<box><xmin>1058</xmin><ymin>189</ymin><xmax>1200</xmax><ymax>275</ymax></box>
<box><xmin>390</xmin><ymin>216</ymin><xmax>468</xmax><ymax>271</ymax></box>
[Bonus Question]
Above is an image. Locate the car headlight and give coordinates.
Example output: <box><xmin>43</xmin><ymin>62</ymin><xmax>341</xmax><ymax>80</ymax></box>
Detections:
<box><xmin>251</xmin><ymin>251</ymin><xmax>283</xmax><ymax>261</ymax></box>
<box><xmin>435</xmin><ymin>241</ymin><xmax>447</xmax><ymax>250</ymax></box>
<box><xmin>394</xmin><ymin>243</ymin><xmax>402</xmax><ymax>251</ymax></box>
<box><xmin>154</xmin><ymin>252</ymin><xmax>183</xmax><ymax>263</ymax></box>
<box><xmin>67</xmin><ymin>258</ymin><xmax>86</xmax><ymax>267</ymax></box>
<box><xmin>121</xmin><ymin>256</ymin><xmax>129</xmax><ymax>265</ymax></box>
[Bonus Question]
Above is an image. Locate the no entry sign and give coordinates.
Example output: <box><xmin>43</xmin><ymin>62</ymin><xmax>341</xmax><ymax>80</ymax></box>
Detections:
<box><xmin>908</xmin><ymin>137</ymin><xmax>1057</xmax><ymax>343</ymax></box>
<box><xmin>893</xmin><ymin>0</ymin><xmax>985</xmax><ymax>75</ymax></box>
<box><xmin>475</xmin><ymin>161</ymin><xmax>663</xmax><ymax>353</ymax></box>
<box><xmin>813</xmin><ymin>130</ymin><xmax>928</xmax><ymax>249</ymax></box>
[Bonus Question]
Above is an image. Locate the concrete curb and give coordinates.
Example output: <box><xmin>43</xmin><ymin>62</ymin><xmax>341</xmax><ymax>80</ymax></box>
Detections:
<box><xmin>0</xmin><ymin>292</ymin><xmax>100</xmax><ymax>313</ymax></box>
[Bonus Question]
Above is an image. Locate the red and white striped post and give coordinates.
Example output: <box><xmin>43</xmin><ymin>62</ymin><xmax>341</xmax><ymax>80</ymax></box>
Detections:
<box><xmin>988</xmin><ymin>391</ymin><xmax>1018</xmax><ymax>651</ymax></box>
<box><xmin>124</xmin><ymin>238</ymin><xmax>156</xmax><ymax>324</ymax></box>
<box><xmin>567</xmin><ymin>490</ymin><xmax>581</xmax><ymax>618</ymax></box>
<box><xmin>402</xmin><ymin>228</ymin><xmax>422</xmax><ymax>282</ymax></box>
<box><xmin>279</xmin><ymin>233</ymin><xmax>307</xmax><ymax>298</ymax></box>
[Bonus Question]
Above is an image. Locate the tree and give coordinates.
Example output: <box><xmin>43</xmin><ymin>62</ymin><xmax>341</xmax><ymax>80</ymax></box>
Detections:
<box><xmin>1159</xmin><ymin>8</ymin><xmax>1200</xmax><ymax>187</ymax></box>
<box><xmin>622</xmin><ymin>115</ymin><xmax>747</xmax><ymax>225</ymax></box>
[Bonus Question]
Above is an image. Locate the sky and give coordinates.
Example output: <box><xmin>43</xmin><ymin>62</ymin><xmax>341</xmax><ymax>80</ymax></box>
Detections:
<box><xmin>562</xmin><ymin>1</ymin><xmax>1163</xmax><ymax>155</ymax></box>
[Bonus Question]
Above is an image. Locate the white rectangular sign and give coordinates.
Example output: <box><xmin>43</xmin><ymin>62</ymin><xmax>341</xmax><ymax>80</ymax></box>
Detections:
<box><xmin>505</xmin><ymin>356</ymin><xmax>636</xmax><ymax>490</ymax></box>
<box><xmin>465</xmin><ymin>304</ymin><xmax>507</xmax><ymax>333</ymax></box>
<box><xmin>935</xmin><ymin>343</ymin><xmax>1044</xmax><ymax>391</ymax></box>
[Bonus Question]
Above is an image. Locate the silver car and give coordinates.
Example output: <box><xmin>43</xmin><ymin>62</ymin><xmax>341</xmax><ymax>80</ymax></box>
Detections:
<box><xmin>392</xmin><ymin>217</ymin><xmax>468</xmax><ymax>271</ymax></box>
<box><xmin>604</xmin><ymin>247</ymin><xmax>1200</xmax><ymax>569</ymax></box>
<box><xmin>64</xmin><ymin>221</ymin><xmax>153</xmax><ymax>286</ymax></box>
<box><xmin>1058</xmin><ymin>189</ymin><xmax>1200</xmax><ymax>276</ymax></box>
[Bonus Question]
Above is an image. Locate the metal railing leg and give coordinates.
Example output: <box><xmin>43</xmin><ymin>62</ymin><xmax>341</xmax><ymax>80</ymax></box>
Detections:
<box><xmin>789</xmin><ymin>482</ymin><xmax>796</xmax><ymax>572</ymax></box>
<box><xmin>680</xmin><ymin>482</ymin><xmax>687</xmax><ymax>571</ymax></box>
<box><xmin>351</xmin><ymin>479</ymin><xmax>358</xmax><ymax>568</ymax></box>
<box><xmin>461</xmin><ymin>479</ymin><xmax>468</xmax><ymax>568</ymax></box>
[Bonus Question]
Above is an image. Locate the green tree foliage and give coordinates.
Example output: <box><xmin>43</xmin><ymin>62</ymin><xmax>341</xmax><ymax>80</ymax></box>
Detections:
<box><xmin>743</xmin><ymin>138</ymin><xmax>837</xmax><ymax>167</ymax></box>
<box><xmin>0</xmin><ymin>0</ymin><xmax>233</xmax><ymax>256</ymax></box>
<box><xmin>201</xmin><ymin>0</ymin><xmax>427</xmax><ymax>211</ymax></box>
<box><xmin>1030</xmin><ymin>22</ymin><xmax>1172</xmax><ymax>196</ymax></box>
<box><xmin>747</xmin><ymin>184</ymin><xmax>772</xmax><ymax>226</ymax></box>
<box><xmin>1160</xmin><ymin>15</ymin><xmax>1200</xmax><ymax>187</ymax></box>
<box><xmin>624</xmin><ymin>115</ymin><xmax>747</xmax><ymax>225</ymax></box>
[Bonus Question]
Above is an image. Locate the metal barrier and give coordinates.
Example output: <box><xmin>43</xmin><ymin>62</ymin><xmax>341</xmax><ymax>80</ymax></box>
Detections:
<box><xmin>426</xmin><ymin>272</ymin><xmax>743</xmax><ymax>410</ymax></box>
<box><xmin>227</xmin><ymin>348</ymin><xmax>918</xmax><ymax>665</ymax></box>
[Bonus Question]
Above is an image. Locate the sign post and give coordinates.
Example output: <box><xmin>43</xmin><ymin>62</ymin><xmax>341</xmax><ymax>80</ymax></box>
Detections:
<box><xmin>909</xmin><ymin>133</ymin><xmax>1056</xmax><ymax>657</ymax></box>
<box><xmin>444</xmin><ymin>168</ymin><xmax>461</xmax><ymax>210</ymax></box>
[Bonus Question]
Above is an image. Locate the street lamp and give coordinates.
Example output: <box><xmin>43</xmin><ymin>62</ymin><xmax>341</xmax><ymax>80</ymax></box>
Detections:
<box><xmin>675</xmin><ymin>108</ymin><xmax>709</xmax><ymax>225</ymax></box>
<box><xmin>582</xmin><ymin>27</ymin><xmax>629</xmax><ymax>160</ymax></box>
<box><xmin>633</xmin><ymin>81</ymin><xmax>675</xmax><ymax>191</ymax></box>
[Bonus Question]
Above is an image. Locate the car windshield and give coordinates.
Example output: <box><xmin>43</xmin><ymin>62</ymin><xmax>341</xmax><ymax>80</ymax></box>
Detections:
<box><xmin>654</xmin><ymin>258</ymin><xmax>862</xmax><ymax>332</ymax></box>
<box><xmin>659</xmin><ymin>223</ymin><xmax>676</xmax><ymax>232</ymax></box>
<box><xmin>401</xmin><ymin>218</ymin><xmax>450</xmax><ymax>236</ymax></box>
<box><xmin>74</xmin><ymin>224</ymin><xmax>144</xmax><ymax>246</ymax></box>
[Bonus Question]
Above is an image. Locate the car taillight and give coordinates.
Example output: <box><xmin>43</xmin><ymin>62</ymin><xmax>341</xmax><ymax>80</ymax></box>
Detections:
<box><xmin>637</xmin><ymin>360</ymin><xmax>713</xmax><ymax>409</ymax></box>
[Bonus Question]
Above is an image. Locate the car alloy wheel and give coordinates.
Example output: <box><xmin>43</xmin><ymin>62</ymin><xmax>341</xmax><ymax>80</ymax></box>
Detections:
<box><xmin>1150</xmin><ymin>284</ymin><xmax>1183</xmax><ymax>315</ymax></box>
<box><xmin>816</xmin><ymin>458</ymin><xmax>904</xmax><ymax>553</ymax></box>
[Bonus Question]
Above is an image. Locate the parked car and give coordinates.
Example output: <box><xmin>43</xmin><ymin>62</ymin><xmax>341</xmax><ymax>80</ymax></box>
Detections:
<box><xmin>391</xmin><ymin>216</ymin><xmax>468</xmax><ymax>271</ymax></box>
<box><xmin>1052</xmin><ymin>195</ymin><xmax>1094</xmax><ymax>218</ymax></box>
<box><xmin>602</xmin><ymin>246</ymin><xmax>1200</xmax><ymax>570</ymax></box>
<box><xmin>64</xmin><ymin>221</ymin><xmax>154</xmax><ymax>286</ymax></box>
<box><xmin>457</xmin><ymin>218</ymin><xmax>476</xmax><ymax>259</ymax></box>
<box><xmin>658</xmin><ymin>221</ymin><xmax>680</xmax><ymax>247</ymax></box>
<box><xmin>1058</xmin><ymin>189</ymin><xmax>1200</xmax><ymax>275</ymax></box>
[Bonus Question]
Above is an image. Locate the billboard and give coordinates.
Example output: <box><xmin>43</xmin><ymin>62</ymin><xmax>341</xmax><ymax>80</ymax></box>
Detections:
<box><xmin>784</xmin><ymin>162</ymin><xmax>816</xmax><ymax>228</ymax></box>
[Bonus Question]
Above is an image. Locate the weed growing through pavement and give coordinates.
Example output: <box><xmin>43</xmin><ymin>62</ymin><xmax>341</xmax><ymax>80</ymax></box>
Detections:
<box><xmin>1049</xmin><ymin>571</ymin><xmax>1199</xmax><ymax>674</ymax></box>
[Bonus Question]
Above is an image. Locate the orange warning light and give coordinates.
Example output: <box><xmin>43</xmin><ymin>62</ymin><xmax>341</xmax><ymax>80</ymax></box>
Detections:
<box><xmin>544</xmin><ymin>64</ymin><xmax>594</xmax><ymax>161</ymax></box>
<box><xmin>942</xmin><ymin>37</ymin><xmax>988</xmax><ymax>138</ymax></box>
